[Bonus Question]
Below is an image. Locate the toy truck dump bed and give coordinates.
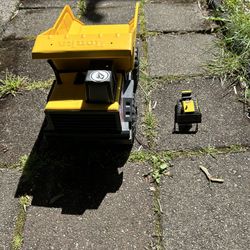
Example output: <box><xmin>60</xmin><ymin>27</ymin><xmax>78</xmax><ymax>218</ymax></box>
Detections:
<box><xmin>32</xmin><ymin>3</ymin><xmax>140</xmax><ymax>144</ymax></box>
<box><xmin>32</xmin><ymin>4</ymin><xmax>139</xmax><ymax>72</ymax></box>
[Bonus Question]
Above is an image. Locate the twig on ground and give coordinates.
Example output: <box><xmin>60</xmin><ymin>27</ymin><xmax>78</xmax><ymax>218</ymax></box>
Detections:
<box><xmin>157</xmin><ymin>199</ymin><xmax>163</xmax><ymax>214</ymax></box>
<box><xmin>199</xmin><ymin>165</ymin><xmax>224</xmax><ymax>183</ymax></box>
<box><xmin>152</xmin><ymin>101</ymin><xmax>157</xmax><ymax>110</ymax></box>
<box><xmin>234</xmin><ymin>85</ymin><xmax>237</xmax><ymax>95</ymax></box>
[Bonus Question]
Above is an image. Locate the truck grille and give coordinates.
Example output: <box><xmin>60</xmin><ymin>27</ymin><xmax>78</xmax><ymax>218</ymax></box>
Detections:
<box><xmin>47</xmin><ymin>112</ymin><xmax>121</xmax><ymax>133</ymax></box>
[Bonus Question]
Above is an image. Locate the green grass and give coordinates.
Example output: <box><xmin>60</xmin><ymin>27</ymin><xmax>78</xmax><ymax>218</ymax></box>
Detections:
<box><xmin>25</xmin><ymin>79</ymin><xmax>53</xmax><ymax>91</ymax></box>
<box><xmin>0</xmin><ymin>71</ymin><xmax>28</xmax><ymax>98</ymax></box>
<box><xmin>0</xmin><ymin>71</ymin><xmax>53</xmax><ymax>98</ymax></box>
<box><xmin>207</xmin><ymin>0</ymin><xmax>250</xmax><ymax>106</ymax></box>
<box><xmin>0</xmin><ymin>154</ymin><xmax>29</xmax><ymax>169</ymax></box>
<box><xmin>143</xmin><ymin>109</ymin><xmax>157</xmax><ymax>146</ymax></box>
<box><xmin>129</xmin><ymin>150</ymin><xmax>153</xmax><ymax>163</ymax></box>
<box><xmin>138</xmin><ymin>0</ymin><xmax>159</xmax><ymax>147</ymax></box>
<box><xmin>139</xmin><ymin>66</ymin><xmax>158</xmax><ymax>103</ymax></box>
<box><xmin>77</xmin><ymin>0</ymin><xmax>86</xmax><ymax>18</ymax></box>
<box><xmin>11</xmin><ymin>196</ymin><xmax>31</xmax><ymax>250</ymax></box>
<box><xmin>151</xmin><ymin>155</ymin><xmax>170</xmax><ymax>184</ymax></box>
<box><xmin>138</xmin><ymin>0</ymin><xmax>148</xmax><ymax>40</ymax></box>
<box><xmin>130</xmin><ymin>150</ymin><xmax>172</xmax><ymax>184</ymax></box>
<box><xmin>130</xmin><ymin>144</ymin><xmax>248</xmax><ymax>163</ymax></box>
<box><xmin>10</xmin><ymin>155</ymin><xmax>29</xmax><ymax>170</ymax></box>
<box><xmin>137</xmin><ymin>2</ymin><xmax>164</xmax><ymax>248</ymax></box>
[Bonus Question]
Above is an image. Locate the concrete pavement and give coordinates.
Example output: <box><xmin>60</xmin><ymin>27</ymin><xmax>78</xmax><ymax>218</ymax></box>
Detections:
<box><xmin>0</xmin><ymin>0</ymin><xmax>249</xmax><ymax>249</ymax></box>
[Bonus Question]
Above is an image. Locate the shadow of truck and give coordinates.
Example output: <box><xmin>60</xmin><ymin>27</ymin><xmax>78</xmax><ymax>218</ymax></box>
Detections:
<box><xmin>15</xmin><ymin>123</ymin><xmax>132</xmax><ymax>215</ymax></box>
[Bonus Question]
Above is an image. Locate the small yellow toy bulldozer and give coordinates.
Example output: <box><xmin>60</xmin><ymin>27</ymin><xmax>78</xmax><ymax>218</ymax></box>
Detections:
<box><xmin>32</xmin><ymin>3</ymin><xmax>140</xmax><ymax>144</ymax></box>
<box><xmin>174</xmin><ymin>90</ymin><xmax>202</xmax><ymax>133</ymax></box>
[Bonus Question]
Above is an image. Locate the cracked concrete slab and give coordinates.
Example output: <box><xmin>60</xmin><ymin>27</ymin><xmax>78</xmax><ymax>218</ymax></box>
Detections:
<box><xmin>0</xmin><ymin>169</ymin><xmax>21</xmax><ymax>249</ymax></box>
<box><xmin>145</xmin><ymin>3</ymin><xmax>211</xmax><ymax>32</ymax></box>
<box><xmin>148</xmin><ymin>34</ymin><xmax>217</xmax><ymax>77</ymax></box>
<box><xmin>151</xmin><ymin>77</ymin><xmax>250</xmax><ymax>150</ymax></box>
<box><xmin>161</xmin><ymin>152</ymin><xmax>250</xmax><ymax>250</ymax></box>
<box><xmin>21</xmin><ymin>162</ymin><xmax>154</xmax><ymax>249</ymax></box>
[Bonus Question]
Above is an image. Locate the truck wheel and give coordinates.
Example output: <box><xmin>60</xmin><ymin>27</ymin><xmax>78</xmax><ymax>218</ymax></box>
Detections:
<box><xmin>131</xmin><ymin>101</ymin><xmax>137</xmax><ymax>143</ymax></box>
<box><xmin>132</xmin><ymin>47</ymin><xmax>139</xmax><ymax>93</ymax></box>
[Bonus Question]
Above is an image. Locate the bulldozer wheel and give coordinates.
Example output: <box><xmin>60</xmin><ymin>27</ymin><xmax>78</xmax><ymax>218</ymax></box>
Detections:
<box><xmin>131</xmin><ymin>100</ymin><xmax>138</xmax><ymax>143</ymax></box>
<box><xmin>132</xmin><ymin>47</ymin><xmax>139</xmax><ymax>93</ymax></box>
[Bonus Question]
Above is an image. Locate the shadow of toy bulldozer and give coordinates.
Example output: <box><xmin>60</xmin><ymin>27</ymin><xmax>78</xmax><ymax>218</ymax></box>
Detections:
<box><xmin>15</xmin><ymin>121</ymin><xmax>132</xmax><ymax>215</ymax></box>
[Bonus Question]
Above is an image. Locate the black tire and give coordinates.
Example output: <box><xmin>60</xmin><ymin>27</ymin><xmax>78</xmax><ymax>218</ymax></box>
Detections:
<box><xmin>132</xmin><ymin>48</ymin><xmax>139</xmax><ymax>93</ymax></box>
<box><xmin>130</xmin><ymin>100</ymin><xmax>137</xmax><ymax>143</ymax></box>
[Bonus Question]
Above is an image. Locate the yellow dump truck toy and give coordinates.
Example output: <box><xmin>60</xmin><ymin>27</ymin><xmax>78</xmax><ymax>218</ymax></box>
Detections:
<box><xmin>32</xmin><ymin>3</ymin><xmax>140</xmax><ymax>144</ymax></box>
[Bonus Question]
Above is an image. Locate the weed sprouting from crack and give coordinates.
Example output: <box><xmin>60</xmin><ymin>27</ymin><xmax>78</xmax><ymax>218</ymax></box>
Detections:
<box><xmin>139</xmin><ymin>1</ymin><xmax>158</xmax><ymax>147</ymax></box>
<box><xmin>133</xmin><ymin>144</ymin><xmax>248</xmax><ymax>160</ymax></box>
<box><xmin>0</xmin><ymin>71</ymin><xmax>28</xmax><ymax>98</ymax></box>
<box><xmin>25</xmin><ymin>79</ymin><xmax>53</xmax><ymax>91</ymax></box>
<box><xmin>138</xmin><ymin>2</ymin><xmax>165</xmax><ymax>248</ymax></box>
<box><xmin>150</xmin><ymin>155</ymin><xmax>170</xmax><ymax>184</ymax></box>
<box><xmin>150</xmin><ymin>153</ymin><xmax>169</xmax><ymax>250</ymax></box>
<box><xmin>11</xmin><ymin>195</ymin><xmax>31</xmax><ymax>250</ymax></box>
<box><xmin>130</xmin><ymin>150</ymin><xmax>169</xmax><ymax>249</ymax></box>
<box><xmin>143</xmin><ymin>108</ymin><xmax>157</xmax><ymax>147</ymax></box>
<box><xmin>129</xmin><ymin>150</ymin><xmax>152</xmax><ymax>163</ymax></box>
<box><xmin>77</xmin><ymin>0</ymin><xmax>86</xmax><ymax>18</ymax></box>
<box><xmin>139</xmin><ymin>0</ymin><xmax>148</xmax><ymax>41</ymax></box>
<box><xmin>130</xmin><ymin>150</ymin><xmax>172</xmax><ymax>184</ymax></box>
<box><xmin>139</xmin><ymin>73</ymin><xmax>159</xmax><ymax>104</ymax></box>
<box><xmin>139</xmin><ymin>78</ymin><xmax>158</xmax><ymax>146</ymax></box>
<box><xmin>0</xmin><ymin>154</ymin><xmax>29</xmax><ymax>170</ymax></box>
<box><xmin>130</xmin><ymin>144</ymin><xmax>249</xmax><ymax>179</ymax></box>
<box><xmin>19</xmin><ymin>195</ymin><xmax>31</xmax><ymax>212</ymax></box>
<box><xmin>0</xmin><ymin>71</ymin><xmax>53</xmax><ymax>98</ymax></box>
<box><xmin>13</xmin><ymin>155</ymin><xmax>29</xmax><ymax>170</ymax></box>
